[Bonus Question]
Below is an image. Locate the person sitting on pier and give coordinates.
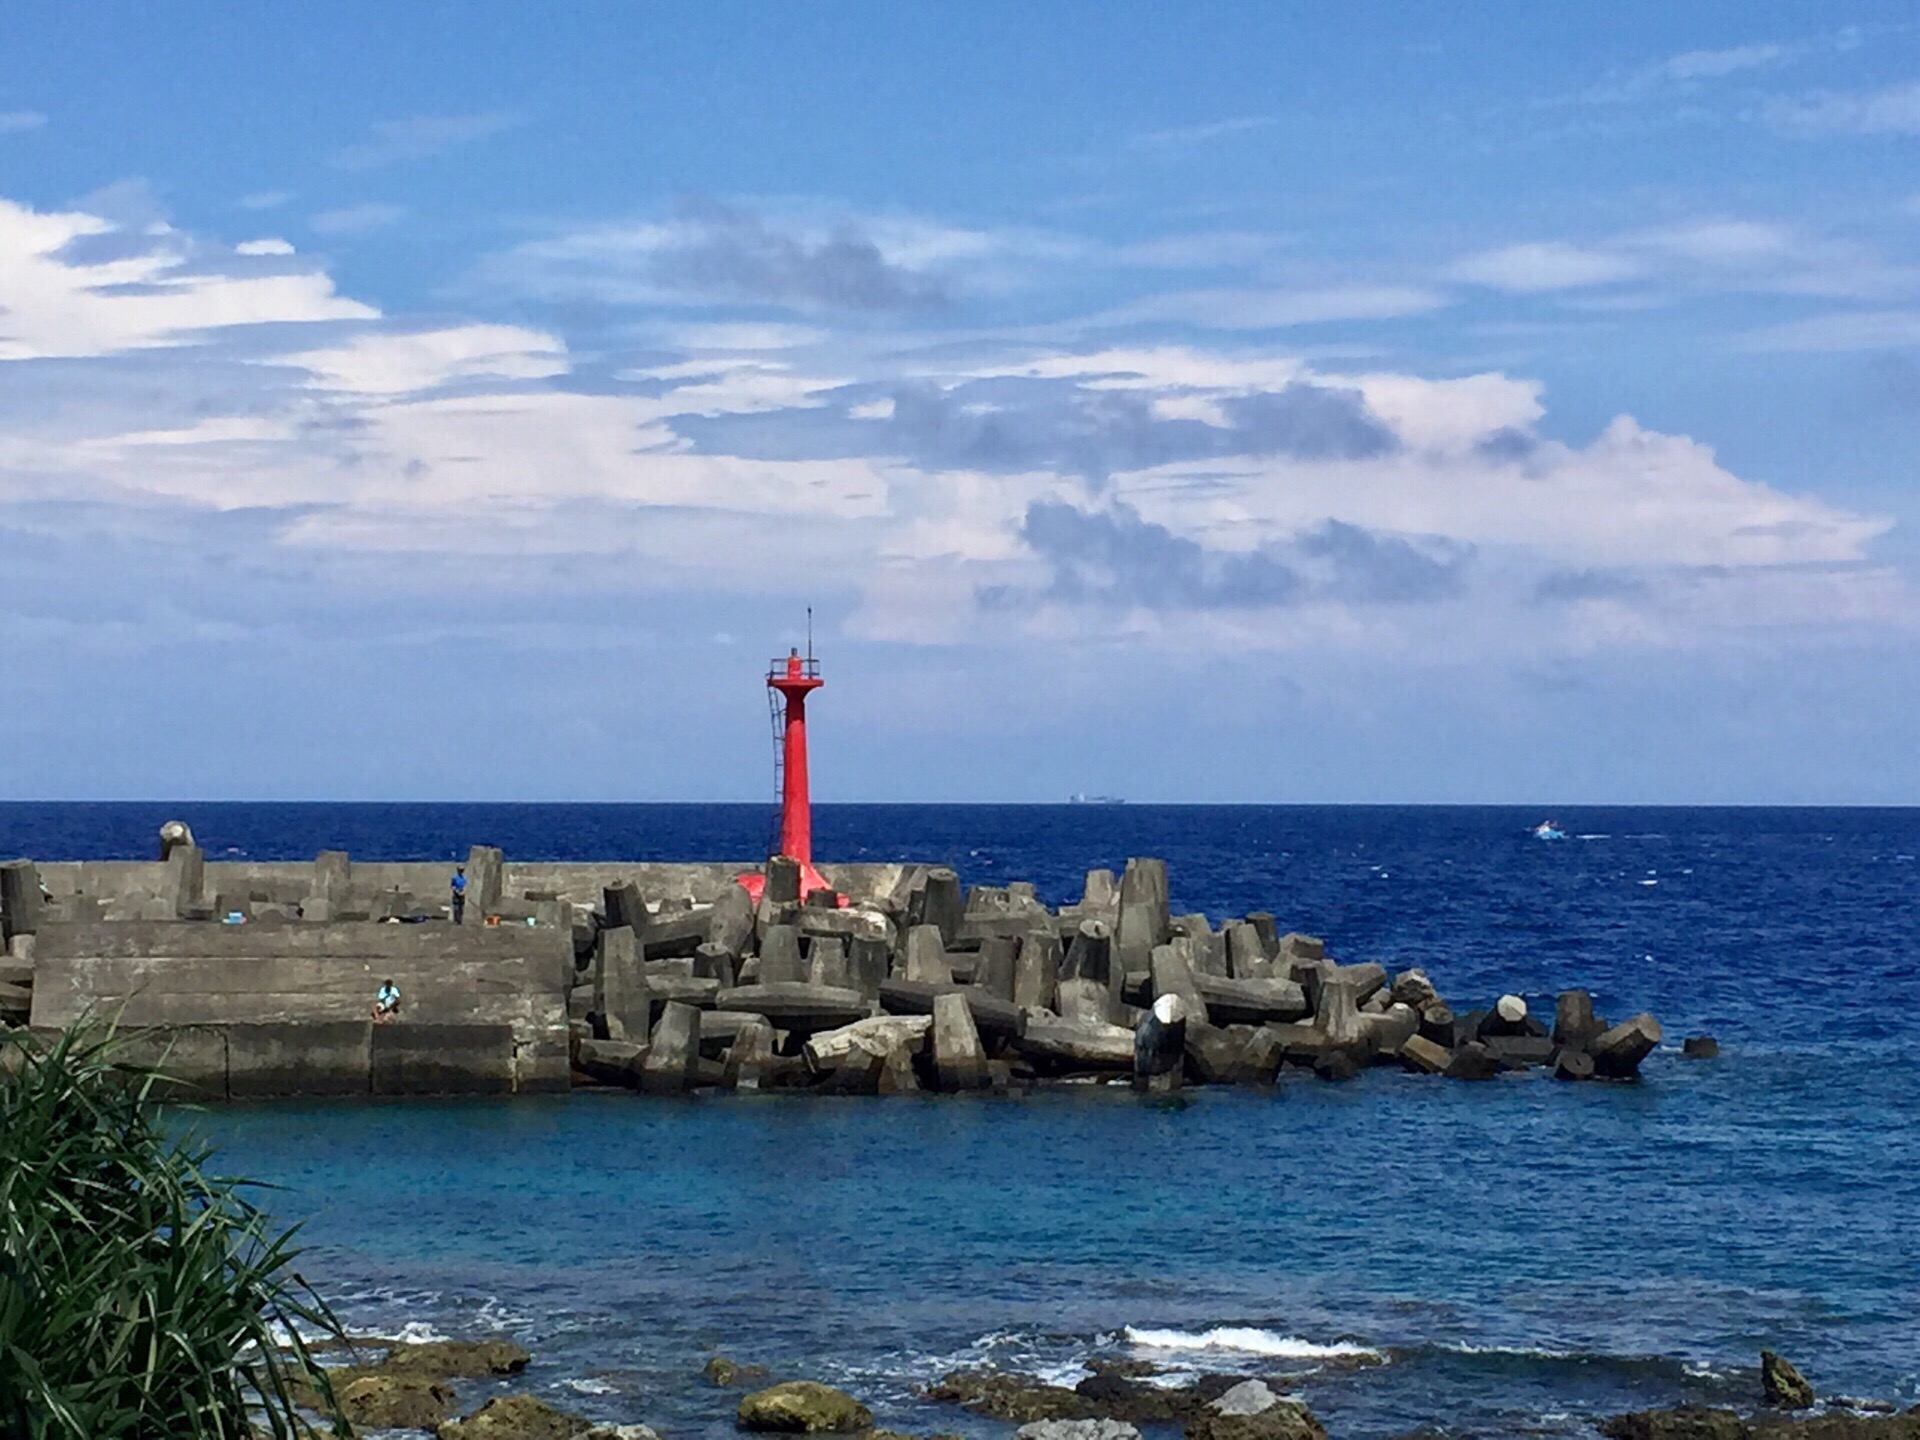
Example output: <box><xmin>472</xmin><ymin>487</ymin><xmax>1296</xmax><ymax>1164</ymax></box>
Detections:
<box><xmin>449</xmin><ymin>864</ymin><xmax>468</xmax><ymax>923</ymax></box>
<box><xmin>371</xmin><ymin>979</ymin><xmax>401</xmax><ymax>1022</ymax></box>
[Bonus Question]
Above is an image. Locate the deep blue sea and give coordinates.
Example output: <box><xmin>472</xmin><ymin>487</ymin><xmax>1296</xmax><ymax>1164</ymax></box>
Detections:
<box><xmin>5</xmin><ymin>803</ymin><xmax>1917</xmax><ymax>1438</ymax></box>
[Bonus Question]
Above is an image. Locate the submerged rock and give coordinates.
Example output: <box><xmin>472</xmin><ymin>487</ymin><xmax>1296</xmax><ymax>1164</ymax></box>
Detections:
<box><xmin>736</xmin><ymin>1380</ymin><xmax>874</xmax><ymax>1433</ymax></box>
<box><xmin>1762</xmin><ymin>1352</ymin><xmax>1815</xmax><ymax>1410</ymax></box>
<box><xmin>705</xmin><ymin>1356</ymin><xmax>772</xmax><ymax>1387</ymax></box>
<box><xmin>926</xmin><ymin>1369</ymin><xmax>1095</xmax><ymax>1422</ymax></box>
<box><xmin>1602</xmin><ymin>1406</ymin><xmax>1920</xmax><ymax>1440</ymax></box>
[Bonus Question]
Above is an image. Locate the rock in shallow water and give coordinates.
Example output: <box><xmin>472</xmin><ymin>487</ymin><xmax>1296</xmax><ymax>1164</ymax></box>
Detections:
<box><xmin>704</xmin><ymin>1355</ymin><xmax>772</xmax><ymax>1387</ymax></box>
<box><xmin>1015</xmin><ymin>1421</ymin><xmax>1142</xmax><ymax>1440</ymax></box>
<box><xmin>926</xmin><ymin>1369</ymin><xmax>1095</xmax><ymax>1422</ymax></box>
<box><xmin>1211</xmin><ymin>1381</ymin><xmax>1282</xmax><ymax>1417</ymax></box>
<box><xmin>437</xmin><ymin>1393</ymin><xmax>589</xmax><ymax>1438</ymax></box>
<box><xmin>1762</xmin><ymin>1351</ymin><xmax>1814</xmax><ymax>1409</ymax></box>
<box><xmin>1185</xmin><ymin>1402</ymin><xmax>1326</xmax><ymax>1440</ymax></box>
<box><xmin>336</xmin><ymin>1373</ymin><xmax>457</xmax><ymax>1429</ymax></box>
<box><xmin>735</xmin><ymin>1380</ymin><xmax>874</xmax><ymax>1433</ymax></box>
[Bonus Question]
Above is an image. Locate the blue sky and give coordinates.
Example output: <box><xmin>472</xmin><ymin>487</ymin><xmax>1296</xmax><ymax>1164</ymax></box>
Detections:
<box><xmin>3</xmin><ymin>2</ymin><xmax>1920</xmax><ymax>803</ymax></box>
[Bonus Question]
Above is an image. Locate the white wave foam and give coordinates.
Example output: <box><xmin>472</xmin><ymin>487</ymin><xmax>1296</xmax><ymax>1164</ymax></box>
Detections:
<box><xmin>1122</xmin><ymin>1326</ymin><xmax>1381</xmax><ymax>1362</ymax></box>
<box><xmin>562</xmin><ymin>1376</ymin><xmax>619</xmax><ymax>1395</ymax></box>
<box><xmin>394</xmin><ymin>1321</ymin><xmax>452</xmax><ymax>1345</ymax></box>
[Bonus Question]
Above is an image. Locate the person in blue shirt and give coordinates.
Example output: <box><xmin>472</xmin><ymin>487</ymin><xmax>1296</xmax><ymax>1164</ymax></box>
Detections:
<box><xmin>371</xmin><ymin>979</ymin><xmax>401</xmax><ymax>1022</ymax></box>
<box><xmin>450</xmin><ymin>864</ymin><xmax>468</xmax><ymax>922</ymax></box>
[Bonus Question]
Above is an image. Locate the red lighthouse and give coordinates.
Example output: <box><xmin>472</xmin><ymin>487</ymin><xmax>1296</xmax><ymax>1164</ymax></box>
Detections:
<box><xmin>770</xmin><ymin>647</ymin><xmax>823</xmax><ymax>873</ymax></box>
<box><xmin>738</xmin><ymin>635</ymin><xmax>838</xmax><ymax>904</ymax></box>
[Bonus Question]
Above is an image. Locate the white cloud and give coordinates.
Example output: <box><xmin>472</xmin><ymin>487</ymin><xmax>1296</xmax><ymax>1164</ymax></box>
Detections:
<box><xmin>1768</xmin><ymin>81</ymin><xmax>1920</xmax><ymax>136</ymax></box>
<box><xmin>1110</xmin><ymin>284</ymin><xmax>1450</xmax><ymax>328</ymax></box>
<box><xmin>330</xmin><ymin>112</ymin><xmax>522</xmax><ymax>170</ymax></box>
<box><xmin>0</xmin><ymin>187</ymin><xmax>1902</xmax><ymax>671</ymax></box>
<box><xmin>1663</xmin><ymin>43</ymin><xmax>1791</xmax><ymax>81</ymax></box>
<box><xmin>1448</xmin><ymin>242</ymin><xmax>1643</xmax><ymax>293</ymax></box>
<box><xmin>310</xmin><ymin>203</ymin><xmax>404</xmax><ymax>236</ymax></box>
<box><xmin>284</xmin><ymin>324</ymin><xmax>569</xmax><ymax>394</ymax></box>
<box><xmin>0</xmin><ymin>110</ymin><xmax>46</xmax><ymax>133</ymax></box>
<box><xmin>1741</xmin><ymin>309</ymin><xmax>1920</xmax><ymax>352</ymax></box>
<box><xmin>0</xmin><ymin>197</ymin><xmax>374</xmax><ymax>360</ymax></box>
<box><xmin>237</xmin><ymin>190</ymin><xmax>295</xmax><ymax>211</ymax></box>
<box><xmin>236</xmin><ymin>237</ymin><xmax>296</xmax><ymax>256</ymax></box>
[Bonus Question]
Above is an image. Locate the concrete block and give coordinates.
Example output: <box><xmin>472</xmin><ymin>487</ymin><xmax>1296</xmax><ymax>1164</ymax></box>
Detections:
<box><xmin>1193</xmin><ymin>973</ymin><xmax>1309</xmax><ymax>1025</ymax></box>
<box><xmin>709</xmin><ymin>882</ymin><xmax>755</xmax><ymax>956</ymax></box>
<box><xmin>722</xmin><ymin>1018</ymin><xmax>778</xmax><ymax>1090</ymax></box>
<box><xmin>0</xmin><ymin>859</ymin><xmax>43</xmax><ymax>941</ymax></box>
<box><xmin>603</xmin><ymin>881</ymin><xmax>647</xmax><ymax>932</ymax></box>
<box><xmin>641</xmin><ymin>1002</ymin><xmax>700</xmax><ymax>1095</ymax></box>
<box><xmin>1182</xmin><ymin>1019</ymin><xmax>1244</xmax><ymax>1085</ymax></box>
<box><xmin>1014</xmin><ymin>1013</ymin><xmax>1134</xmax><ymax>1073</ymax></box>
<box><xmin>163</xmin><ymin>846</ymin><xmax>207</xmax><ymax>919</ymax></box>
<box><xmin>1224</xmin><ymin>922</ymin><xmax>1271</xmax><ymax>980</ymax></box>
<box><xmin>1231</xmin><ymin>1024</ymin><xmax>1286</xmax><ymax>1085</ymax></box>
<box><xmin>1277</xmin><ymin>932</ymin><xmax>1324</xmax><ymax>964</ymax></box>
<box><xmin>1149</xmin><ymin>943</ymin><xmax>1208</xmax><ymax>1026</ymax></box>
<box><xmin>575</xmin><ymin>1037</ymin><xmax>645</xmax><ymax>1087</ymax></box>
<box><xmin>312</xmin><ymin>850</ymin><xmax>352</xmax><ymax>908</ymax></box>
<box><xmin>1133</xmin><ymin>993</ymin><xmax>1187</xmax><ymax>1087</ymax></box>
<box><xmin>972</xmin><ymin>935</ymin><xmax>1017</xmax><ymax>1001</ymax></box>
<box><xmin>931</xmin><ymin>991</ymin><xmax>988</xmax><ymax>1091</ymax></box>
<box><xmin>227</xmin><ymin>1022</ymin><xmax>371</xmax><ymax>1098</ymax></box>
<box><xmin>902</xmin><ymin>924</ymin><xmax>953</xmax><ymax>985</ymax></box>
<box><xmin>921</xmin><ymin>867</ymin><xmax>963</xmax><ymax>946</ymax></box>
<box><xmin>1552</xmin><ymin>989</ymin><xmax>1603</xmax><ymax>1051</ymax></box>
<box><xmin>804</xmin><ymin>1015</ymin><xmax>931</xmax><ymax>1072</ymax></box>
<box><xmin>1245</xmin><ymin>912</ymin><xmax>1279</xmax><ymax>956</ymax></box>
<box><xmin>1114</xmin><ymin>857</ymin><xmax>1169</xmax><ymax>973</ymax></box>
<box><xmin>806</xmin><ymin>936</ymin><xmax>852</xmax><ymax>990</ymax></box>
<box><xmin>462</xmin><ymin>845</ymin><xmax>504</xmax><ymax>924</ymax></box>
<box><xmin>758</xmin><ymin>925</ymin><xmax>807</xmax><ymax>985</ymax></box>
<box><xmin>1592</xmin><ymin>1013</ymin><xmax>1661</xmax><ymax>1078</ymax></box>
<box><xmin>1012</xmin><ymin>930</ymin><xmax>1060</xmax><ymax>1012</ymax></box>
<box><xmin>694</xmin><ymin>942</ymin><xmax>738</xmax><ymax>989</ymax></box>
<box><xmin>765</xmin><ymin>855</ymin><xmax>802</xmax><ymax>906</ymax></box>
<box><xmin>846</xmin><ymin>930</ymin><xmax>889</xmax><ymax>1000</ymax></box>
<box><xmin>1398</xmin><ymin>1033</ymin><xmax>1451</xmax><ymax>1074</ymax></box>
<box><xmin>713</xmin><ymin>982</ymin><xmax>870</xmax><ymax>1034</ymax></box>
<box><xmin>594</xmin><ymin>925</ymin><xmax>649</xmax><ymax>1042</ymax></box>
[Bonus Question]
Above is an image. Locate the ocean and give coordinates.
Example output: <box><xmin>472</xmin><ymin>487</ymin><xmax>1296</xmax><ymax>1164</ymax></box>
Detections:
<box><xmin>5</xmin><ymin>803</ymin><xmax>1917</xmax><ymax>1437</ymax></box>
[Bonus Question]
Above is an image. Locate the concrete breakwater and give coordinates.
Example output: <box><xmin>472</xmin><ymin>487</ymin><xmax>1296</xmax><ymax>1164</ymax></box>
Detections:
<box><xmin>0</xmin><ymin>829</ymin><xmax>1667</xmax><ymax>1099</ymax></box>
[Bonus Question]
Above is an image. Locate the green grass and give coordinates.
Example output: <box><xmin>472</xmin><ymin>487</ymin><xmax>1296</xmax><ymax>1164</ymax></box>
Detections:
<box><xmin>0</xmin><ymin>1027</ymin><xmax>349</xmax><ymax>1438</ymax></box>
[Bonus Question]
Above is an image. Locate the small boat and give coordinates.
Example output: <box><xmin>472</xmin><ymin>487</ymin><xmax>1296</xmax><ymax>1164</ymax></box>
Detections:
<box><xmin>1532</xmin><ymin>819</ymin><xmax>1568</xmax><ymax>841</ymax></box>
<box><xmin>1069</xmin><ymin>794</ymin><xmax>1125</xmax><ymax>806</ymax></box>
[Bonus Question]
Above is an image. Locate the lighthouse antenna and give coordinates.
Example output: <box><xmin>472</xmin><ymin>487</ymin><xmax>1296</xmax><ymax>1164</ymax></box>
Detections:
<box><xmin>806</xmin><ymin>605</ymin><xmax>813</xmax><ymax>664</ymax></box>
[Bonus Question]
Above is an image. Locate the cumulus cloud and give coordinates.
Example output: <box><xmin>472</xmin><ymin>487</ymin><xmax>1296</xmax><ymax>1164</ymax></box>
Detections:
<box><xmin>995</xmin><ymin>503</ymin><xmax>1469</xmax><ymax>613</ymax></box>
<box><xmin>0</xmin><ymin>187</ymin><xmax>1901</xmax><ymax>676</ymax></box>
<box><xmin>493</xmin><ymin>198</ymin><xmax>951</xmax><ymax>313</ymax></box>
<box><xmin>0</xmin><ymin>197</ymin><xmax>373</xmax><ymax>360</ymax></box>
<box><xmin>330</xmin><ymin>112</ymin><xmax>522</xmax><ymax>170</ymax></box>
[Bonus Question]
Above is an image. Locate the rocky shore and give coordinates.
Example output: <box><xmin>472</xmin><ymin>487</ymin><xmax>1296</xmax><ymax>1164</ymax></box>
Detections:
<box><xmin>0</xmin><ymin>830</ymin><xmax>1687</xmax><ymax>1098</ymax></box>
<box><xmin>288</xmin><ymin>1336</ymin><xmax>1915</xmax><ymax>1440</ymax></box>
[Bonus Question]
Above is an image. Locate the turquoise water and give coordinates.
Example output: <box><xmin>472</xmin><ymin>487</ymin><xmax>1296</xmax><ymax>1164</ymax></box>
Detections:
<box><xmin>8</xmin><ymin>803</ymin><xmax>1917</xmax><ymax>1435</ymax></box>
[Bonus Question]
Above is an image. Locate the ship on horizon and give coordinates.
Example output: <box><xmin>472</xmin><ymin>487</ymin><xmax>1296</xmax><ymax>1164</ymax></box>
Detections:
<box><xmin>1068</xmin><ymin>793</ymin><xmax>1125</xmax><ymax>805</ymax></box>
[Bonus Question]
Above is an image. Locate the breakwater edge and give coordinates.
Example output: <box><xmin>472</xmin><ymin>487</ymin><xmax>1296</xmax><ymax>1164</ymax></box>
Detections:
<box><xmin>3</xmin><ymin>803</ymin><xmax>1917</xmax><ymax>1436</ymax></box>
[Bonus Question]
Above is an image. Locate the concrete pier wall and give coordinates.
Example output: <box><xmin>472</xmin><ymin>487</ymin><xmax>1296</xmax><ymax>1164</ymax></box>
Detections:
<box><xmin>30</xmin><ymin>921</ymin><xmax>572</xmax><ymax>1097</ymax></box>
<box><xmin>37</xmin><ymin>860</ymin><xmax>917</xmax><ymax>912</ymax></box>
